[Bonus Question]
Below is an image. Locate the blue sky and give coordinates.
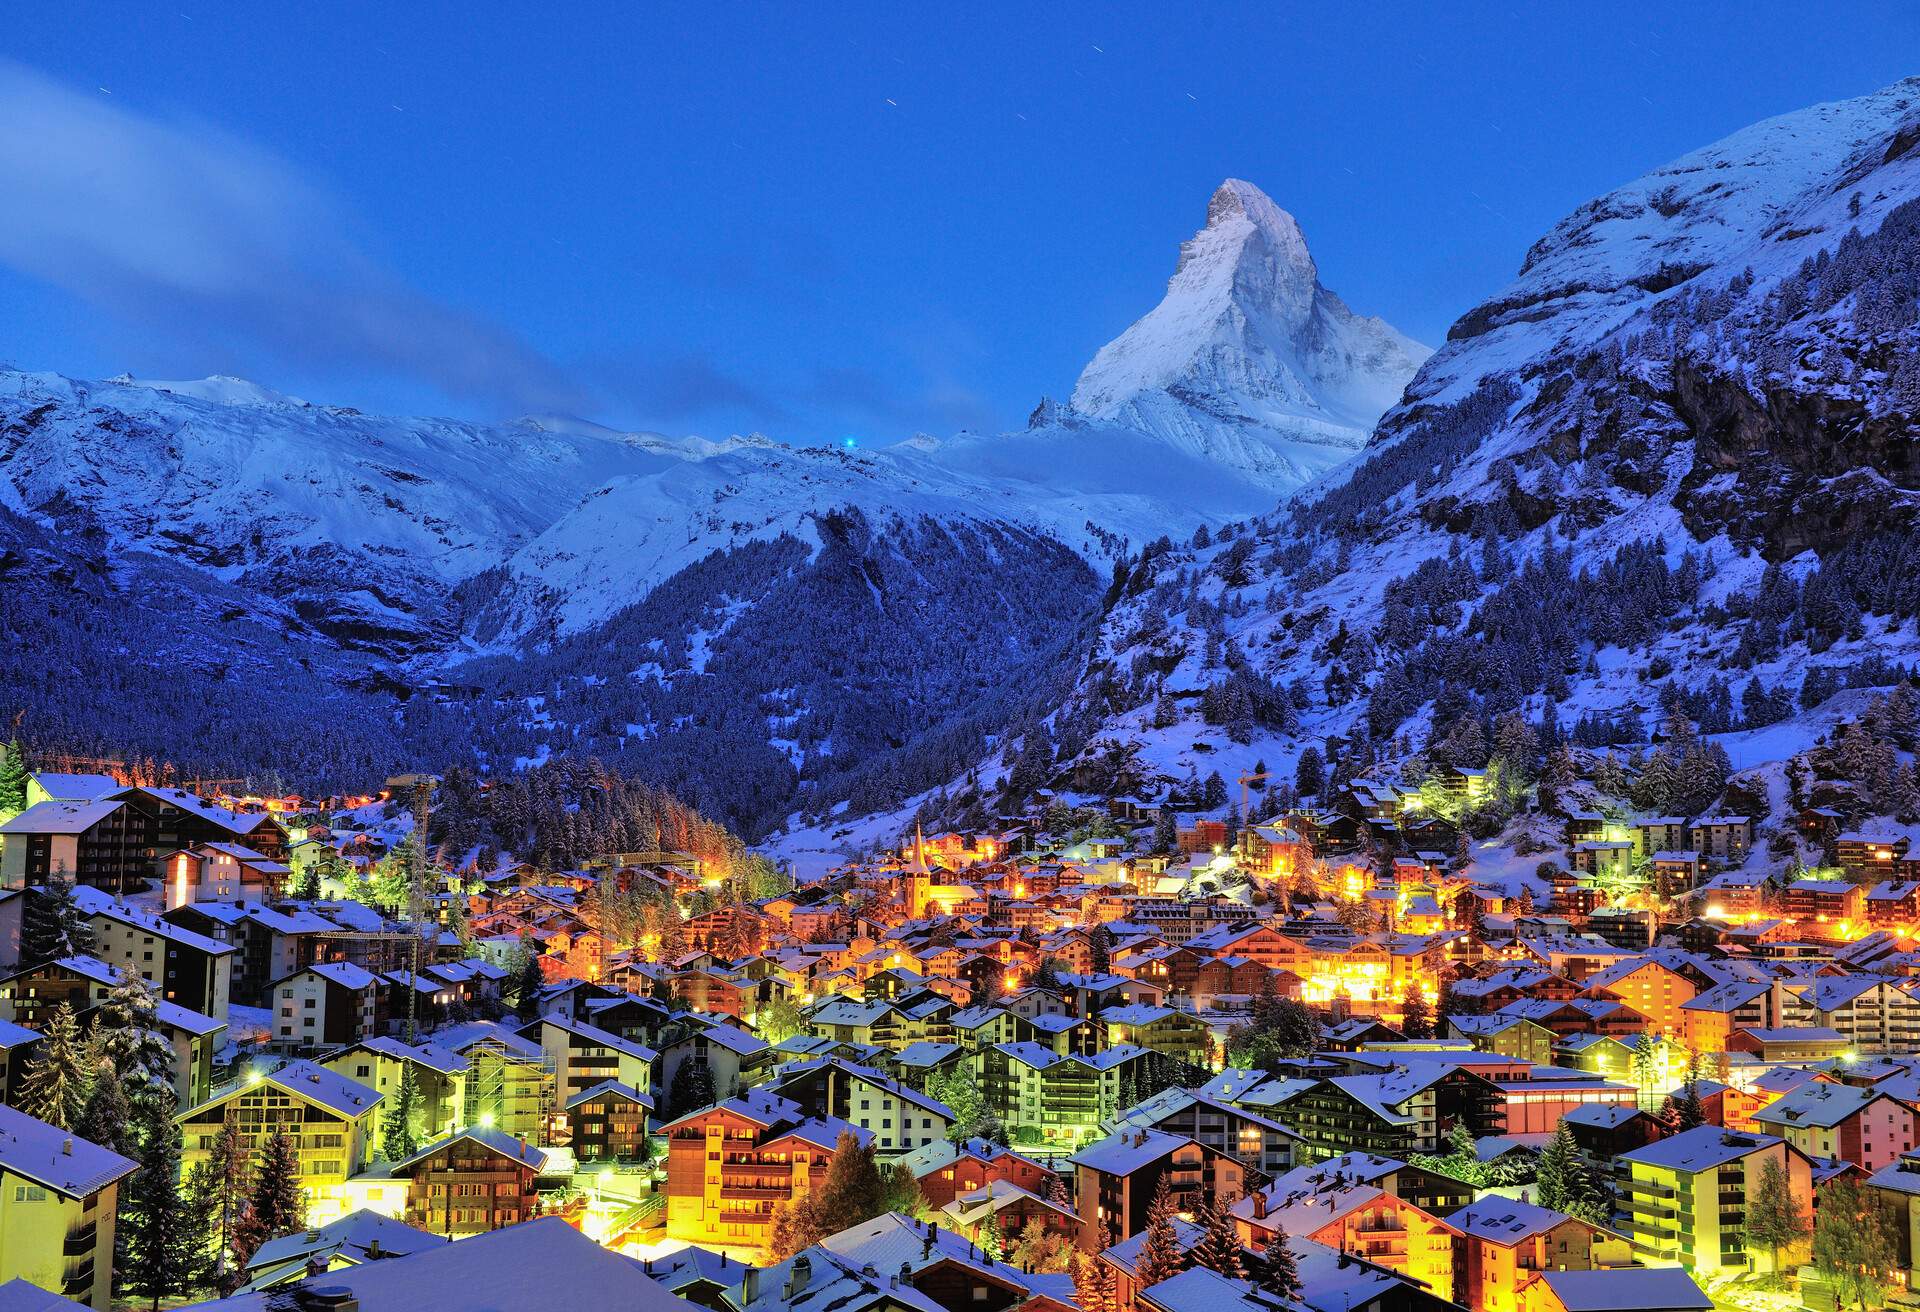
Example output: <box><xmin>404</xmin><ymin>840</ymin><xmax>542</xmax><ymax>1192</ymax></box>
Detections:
<box><xmin>4</xmin><ymin>4</ymin><xmax>1917</xmax><ymax>441</ymax></box>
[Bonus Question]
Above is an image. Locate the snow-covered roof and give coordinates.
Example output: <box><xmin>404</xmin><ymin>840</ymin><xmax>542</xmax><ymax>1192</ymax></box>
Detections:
<box><xmin>197</xmin><ymin>1216</ymin><xmax>682</xmax><ymax>1312</ymax></box>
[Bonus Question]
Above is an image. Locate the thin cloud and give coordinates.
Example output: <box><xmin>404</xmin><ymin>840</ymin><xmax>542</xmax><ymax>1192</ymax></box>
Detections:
<box><xmin>0</xmin><ymin>59</ymin><xmax>587</xmax><ymax>414</ymax></box>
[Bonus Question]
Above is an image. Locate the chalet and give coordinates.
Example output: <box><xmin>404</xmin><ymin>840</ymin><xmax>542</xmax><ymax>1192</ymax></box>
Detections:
<box><xmin>766</xmin><ymin>1058</ymin><xmax>954</xmax><ymax>1157</ymax></box>
<box><xmin>164</xmin><ymin>901</ymin><xmax>342</xmax><ymax>1007</ymax></box>
<box><xmin>272</xmin><ymin>961</ymin><xmax>380</xmax><ymax>1051</ymax></box>
<box><xmin>655</xmin><ymin>1017</ymin><xmax>772</xmax><ymax>1104</ymax></box>
<box><xmin>1634</xmin><ymin>818</ymin><xmax>1688</xmax><ymax>858</ymax></box>
<box><xmin>238</xmin><ymin>1209</ymin><xmax>448</xmax><ymax>1290</ymax></box>
<box><xmin>321</xmin><ymin>1038</ymin><xmax>471</xmax><ymax>1149</ymax></box>
<box><xmin>1750</xmin><ymin>1080</ymin><xmax>1920</xmax><ymax>1171</ymax></box>
<box><xmin>1445</xmin><ymin>1014</ymin><xmax>1554</xmax><ymax>1067</ymax></box>
<box><xmin>1097</xmin><ymin>1003</ymin><xmax>1211</xmax><ymax>1068</ymax></box>
<box><xmin>565</xmin><ymin>1080</ymin><xmax>653</xmax><ymax>1163</ymax></box>
<box><xmin>1782</xmin><ymin>976</ymin><xmax>1920</xmax><ymax>1051</ymax></box>
<box><xmin>941</xmin><ymin>1177</ymin><xmax>1079</xmax><ymax>1247</ymax></box>
<box><xmin>817</xmin><ymin>1211</ymin><xmax>1062</xmax><ymax>1312</ymax></box>
<box><xmin>1568</xmin><ymin>842</ymin><xmax>1632</xmax><ymax>880</ymax></box>
<box><xmin>394</xmin><ymin>1128</ymin><xmax>547</xmax><ymax>1237</ymax></box>
<box><xmin>0</xmin><ymin>1104</ymin><xmax>136</xmax><ymax>1310</ymax></box>
<box><xmin>68</xmin><ymin>887</ymin><xmax>233</xmax><ymax>1018</ymax></box>
<box><xmin>1582</xmin><ymin>957</ymin><xmax>1696</xmax><ymax>1036</ymax></box>
<box><xmin>521</xmin><ymin>1015</ymin><xmax>656</xmax><ymax>1105</ymax></box>
<box><xmin>1619</xmin><ymin>1127</ymin><xmax>1811</xmax><ymax>1275</ymax></box>
<box><xmin>897</xmin><ymin>1137</ymin><xmax>1056</xmax><ymax>1211</ymax></box>
<box><xmin>0</xmin><ymin>802</ymin><xmax>149</xmax><ymax>893</ymax></box>
<box><xmin>1233</xmin><ymin>1181</ymin><xmax>1458</xmax><ymax>1300</ymax></box>
<box><xmin>1781</xmin><ymin>879</ymin><xmax>1865</xmax><ymax>927</ymax></box>
<box><xmin>1070</xmin><ymin>1127</ymin><xmax>1245</xmax><ymax>1244</ymax></box>
<box><xmin>1869</xmin><ymin>881</ymin><xmax>1920</xmax><ymax>927</ymax></box>
<box><xmin>662</xmin><ymin>1089</ymin><xmax>866</xmax><ymax>1251</ymax></box>
<box><xmin>1648</xmin><ymin>850</ymin><xmax>1704</xmax><ymax>897</ymax></box>
<box><xmin>1689</xmin><ymin>815</ymin><xmax>1752</xmax><ymax>864</ymax></box>
<box><xmin>178</xmin><ymin>1060</ymin><xmax>382</xmax><ymax>1227</ymax></box>
<box><xmin>1727</xmin><ymin>1026</ymin><xmax>1850</xmax><ymax>1063</ymax></box>
<box><xmin>160</xmin><ymin>843</ymin><xmax>291</xmax><ymax>909</ymax></box>
<box><xmin>0</xmin><ymin>956</ymin><xmax>119</xmax><ymax>1030</ymax></box>
<box><xmin>1447</xmin><ymin>1198</ymin><xmax>1615</xmax><ymax>1312</ymax></box>
<box><xmin>1838</xmin><ymin>832</ymin><xmax>1912</xmax><ymax>879</ymax></box>
<box><xmin>1517</xmin><ymin>1269</ymin><xmax>1712</xmax><ymax>1312</ymax></box>
<box><xmin>1108</xmin><ymin>1085</ymin><xmax>1299</xmax><ymax>1174</ymax></box>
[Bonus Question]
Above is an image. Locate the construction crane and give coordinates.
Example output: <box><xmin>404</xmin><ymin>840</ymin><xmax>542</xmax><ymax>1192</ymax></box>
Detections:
<box><xmin>386</xmin><ymin>772</ymin><xmax>439</xmax><ymax>1042</ymax></box>
<box><xmin>1237</xmin><ymin>770</ymin><xmax>1271</xmax><ymax>822</ymax></box>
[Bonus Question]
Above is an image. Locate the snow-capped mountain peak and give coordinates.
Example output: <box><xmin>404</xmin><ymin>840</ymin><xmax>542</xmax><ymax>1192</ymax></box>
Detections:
<box><xmin>1069</xmin><ymin>178</ymin><xmax>1429</xmax><ymax>491</ymax></box>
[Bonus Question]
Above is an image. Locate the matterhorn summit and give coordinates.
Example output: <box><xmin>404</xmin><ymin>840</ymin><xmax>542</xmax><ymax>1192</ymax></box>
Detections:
<box><xmin>1070</xmin><ymin>179</ymin><xmax>1429</xmax><ymax>490</ymax></box>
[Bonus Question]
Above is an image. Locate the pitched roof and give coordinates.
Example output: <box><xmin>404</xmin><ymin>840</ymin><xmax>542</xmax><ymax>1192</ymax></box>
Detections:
<box><xmin>0</xmin><ymin>1103</ymin><xmax>136</xmax><ymax>1198</ymax></box>
<box><xmin>1535</xmin><ymin>1268</ymin><xmax>1712</xmax><ymax>1312</ymax></box>
<box><xmin>194</xmin><ymin>1216</ymin><xmax>681</xmax><ymax>1312</ymax></box>
<box><xmin>0</xmin><ymin>800</ymin><xmax>124</xmax><ymax>834</ymax></box>
<box><xmin>1447</xmin><ymin>1197</ymin><xmax>1580</xmax><ymax>1243</ymax></box>
<box><xmin>394</xmin><ymin>1126</ymin><xmax>549</xmax><ymax>1172</ymax></box>
<box><xmin>1621</xmin><ymin>1126</ymin><xmax>1783</xmax><ymax>1172</ymax></box>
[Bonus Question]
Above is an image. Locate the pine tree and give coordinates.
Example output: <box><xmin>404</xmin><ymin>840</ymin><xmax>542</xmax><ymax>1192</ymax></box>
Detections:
<box><xmin>1401</xmin><ymin>988</ymin><xmax>1434</xmax><ymax>1040</ymax></box>
<box><xmin>380</xmin><ymin>1060</ymin><xmax>421</xmax><ymax>1162</ymax></box>
<box><xmin>230</xmin><ymin>1131</ymin><xmax>307</xmax><ymax>1268</ymax></box>
<box><xmin>1133</xmin><ymin>1173</ymin><xmax>1185</xmax><ymax>1292</ymax></box>
<box><xmin>1191</xmin><ymin>1190</ymin><xmax>1245</xmax><ymax>1279</ymax></box>
<box><xmin>122</xmin><ymin>1086</ymin><xmax>194</xmax><ymax>1311</ymax></box>
<box><xmin>1073</xmin><ymin>1223</ymin><xmax>1120</xmax><ymax>1312</ymax></box>
<box><xmin>19</xmin><ymin>1002</ymin><xmax>90</xmax><ymax>1130</ymax></box>
<box><xmin>1672</xmin><ymin>1080</ymin><xmax>1706</xmax><ymax>1131</ymax></box>
<box><xmin>74</xmin><ymin>1060</ymin><xmax>135</xmax><ymax>1159</ymax></box>
<box><xmin>1813</xmin><ymin>1176</ymin><xmax>1899</xmax><ymax>1310</ymax></box>
<box><xmin>879</xmin><ymin>1159</ymin><xmax>924</xmax><ymax>1218</ymax></box>
<box><xmin>291</xmin><ymin>861</ymin><xmax>322</xmax><ymax>901</ymax></box>
<box><xmin>20</xmin><ymin>877</ymin><xmax>94</xmax><ymax>967</ymax></box>
<box><xmin>94</xmin><ymin>968</ymin><xmax>176</xmax><ymax>1116</ymax></box>
<box><xmin>0</xmin><ymin>740</ymin><xmax>28</xmax><ymax>817</ymax></box>
<box><xmin>1535</xmin><ymin>1122</ymin><xmax>1580</xmax><ymax>1214</ymax></box>
<box><xmin>510</xmin><ymin>938</ymin><xmax>545</xmax><ymax>1020</ymax></box>
<box><xmin>1745</xmin><ymin>1156</ymin><xmax>1809</xmax><ymax>1279</ymax></box>
<box><xmin>197</xmin><ymin>1117</ymin><xmax>251</xmax><ymax>1294</ymax></box>
<box><xmin>812</xmin><ymin>1130</ymin><xmax>884</xmax><ymax>1235</ymax></box>
<box><xmin>1256</xmin><ymin>1231</ymin><xmax>1303</xmax><ymax>1302</ymax></box>
<box><xmin>180</xmin><ymin>1160</ymin><xmax>222</xmax><ymax>1293</ymax></box>
<box><xmin>665</xmin><ymin>1059</ymin><xmax>717</xmax><ymax>1119</ymax></box>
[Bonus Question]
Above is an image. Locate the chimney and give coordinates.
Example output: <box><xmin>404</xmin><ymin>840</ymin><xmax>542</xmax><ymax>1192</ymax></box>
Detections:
<box><xmin>1252</xmin><ymin>1191</ymin><xmax>1267</xmax><ymax>1220</ymax></box>
<box><xmin>61</xmin><ymin>1138</ymin><xmax>71</xmax><ymax>1156</ymax></box>
<box><xmin>786</xmin><ymin>1255</ymin><xmax>812</xmax><ymax>1300</ymax></box>
<box><xmin>742</xmin><ymin>1268</ymin><xmax>761</xmax><ymax>1305</ymax></box>
<box><xmin>295</xmin><ymin>1289</ymin><xmax>358</xmax><ymax>1312</ymax></box>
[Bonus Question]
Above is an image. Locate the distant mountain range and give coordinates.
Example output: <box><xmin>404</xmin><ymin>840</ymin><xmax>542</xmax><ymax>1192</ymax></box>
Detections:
<box><xmin>0</xmin><ymin>179</ymin><xmax>1420</xmax><ymax>835</ymax></box>
<box><xmin>11</xmin><ymin>76</ymin><xmax>1920</xmax><ymax>857</ymax></box>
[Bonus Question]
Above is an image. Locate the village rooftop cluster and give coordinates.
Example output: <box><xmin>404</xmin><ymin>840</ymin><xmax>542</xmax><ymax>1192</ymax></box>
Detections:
<box><xmin>0</xmin><ymin>715</ymin><xmax>1916</xmax><ymax>1312</ymax></box>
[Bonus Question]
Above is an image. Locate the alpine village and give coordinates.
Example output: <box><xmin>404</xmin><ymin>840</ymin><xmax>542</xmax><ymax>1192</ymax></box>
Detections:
<box><xmin>0</xmin><ymin>702</ymin><xmax>1915</xmax><ymax>1312</ymax></box>
<box><xmin>17</xmin><ymin>18</ymin><xmax>1920</xmax><ymax>1312</ymax></box>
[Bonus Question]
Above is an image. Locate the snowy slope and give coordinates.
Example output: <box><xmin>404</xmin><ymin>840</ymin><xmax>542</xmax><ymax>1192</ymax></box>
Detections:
<box><xmin>0</xmin><ymin>370</ymin><xmax>692</xmax><ymax>649</ymax></box>
<box><xmin>1071</xmin><ymin>179</ymin><xmax>1429</xmax><ymax>488</ymax></box>
<box><xmin>1402</xmin><ymin>76</ymin><xmax>1920</xmax><ymax>410</ymax></box>
<box><xmin>833</xmin><ymin>76</ymin><xmax>1920</xmax><ymax>859</ymax></box>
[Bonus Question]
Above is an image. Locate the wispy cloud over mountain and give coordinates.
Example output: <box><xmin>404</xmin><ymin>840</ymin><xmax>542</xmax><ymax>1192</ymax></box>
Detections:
<box><xmin>0</xmin><ymin>59</ymin><xmax>586</xmax><ymax>414</ymax></box>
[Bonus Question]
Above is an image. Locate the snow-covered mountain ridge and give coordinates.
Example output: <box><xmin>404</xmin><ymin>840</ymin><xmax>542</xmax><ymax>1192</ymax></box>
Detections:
<box><xmin>1072</xmin><ymin>179</ymin><xmax>1430</xmax><ymax>486</ymax></box>
<box><xmin>0</xmin><ymin>178</ymin><xmax>1422</xmax><ymax>835</ymax></box>
<box><xmin>855</xmin><ymin>76</ymin><xmax>1920</xmax><ymax>868</ymax></box>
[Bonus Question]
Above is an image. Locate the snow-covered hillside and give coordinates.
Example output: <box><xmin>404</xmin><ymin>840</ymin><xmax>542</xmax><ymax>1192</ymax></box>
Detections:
<box><xmin>0</xmin><ymin>174</ymin><xmax>1427</xmax><ymax>833</ymax></box>
<box><xmin>1071</xmin><ymin>179</ymin><xmax>1429</xmax><ymax>487</ymax></box>
<box><xmin>859</xmin><ymin>76</ymin><xmax>1920</xmax><ymax>865</ymax></box>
